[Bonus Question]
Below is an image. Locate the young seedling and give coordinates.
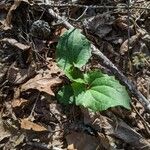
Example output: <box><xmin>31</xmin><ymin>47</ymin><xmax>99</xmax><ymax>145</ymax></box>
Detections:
<box><xmin>56</xmin><ymin>28</ymin><xmax>131</xmax><ymax>111</ymax></box>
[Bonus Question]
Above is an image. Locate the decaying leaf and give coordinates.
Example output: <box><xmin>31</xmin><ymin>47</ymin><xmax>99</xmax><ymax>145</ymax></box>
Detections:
<box><xmin>12</xmin><ymin>133</ymin><xmax>25</xmax><ymax>147</ymax></box>
<box><xmin>83</xmin><ymin>13</ymin><xmax>114</xmax><ymax>38</ymax></box>
<box><xmin>7</xmin><ymin>62</ymin><xmax>36</xmax><ymax>85</ymax></box>
<box><xmin>120</xmin><ymin>33</ymin><xmax>141</xmax><ymax>55</ymax></box>
<box><xmin>21</xmin><ymin>62</ymin><xmax>63</xmax><ymax>95</ymax></box>
<box><xmin>0</xmin><ymin>1</ymin><xmax>9</xmax><ymax>10</ymax></box>
<box><xmin>1</xmin><ymin>0</ymin><xmax>29</xmax><ymax>30</ymax></box>
<box><xmin>82</xmin><ymin>109</ymin><xmax>150</xmax><ymax>149</ymax></box>
<box><xmin>67</xmin><ymin>144</ymin><xmax>77</xmax><ymax>150</ymax></box>
<box><xmin>114</xmin><ymin>16</ymin><xmax>134</xmax><ymax>33</ymax></box>
<box><xmin>55</xmin><ymin>27</ymin><xmax>67</xmax><ymax>36</ymax></box>
<box><xmin>20</xmin><ymin>118</ymin><xmax>47</xmax><ymax>131</ymax></box>
<box><xmin>1</xmin><ymin>38</ymin><xmax>30</xmax><ymax>50</ymax></box>
<box><xmin>11</xmin><ymin>98</ymin><xmax>28</xmax><ymax>108</ymax></box>
<box><xmin>2</xmin><ymin>0</ymin><xmax>20</xmax><ymax>30</ymax></box>
<box><xmin>0</xmin><ymin>115</ymin><xmax>11</xmax><ymax>142</ymax></box>
<box><xmin>66</xmin><ymin>131</ymin><xmax>100</xmax><ymax>150</ymax></box>
<box><xmin>3</xmin><ymin>133</ymin><xmax>25</xmax><ymax>149</ymax></box>
<box><xmin>107</xmin><ymin>119</ymin><xmax>150</xmax><ymax>149</ymax></box>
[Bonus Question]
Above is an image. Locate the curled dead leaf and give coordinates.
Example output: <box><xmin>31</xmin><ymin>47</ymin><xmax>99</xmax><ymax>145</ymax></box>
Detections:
<box><xmin>21</xmin><ymin>62</ymin><xmax>63</xmax><ymax>95</ymax></box>
<box><xmin>1</xmin><ymin>38</ymin><xmax>30</xmax><ymax>50</ymax></box>
<box><xmin>114</xmin><ymin>16</ymin><xmax>134</xmax><ymax>34</ymax></box>
<box><xmin>66</xmin><ymin>131</ymin><xmax>100</xmax><ymax>150</ymax></box>
<box><xmin>83</xmin><ymin>13</ymin><xmax>114</xmax><ymax>38</ymax></box>
<box><xmin>0</xmin><ymin>115</ymin><xmax>11</xmax><ymax>142</ymax></box>
<box><xmin>11</xmin><ymin>98</ymin><xmax>28</xmax><ymax>108</ymax></box>
<box><xmin>2</xmin><ymin>0</ymin><xmax>29</xmax><ymax>30</ymax></box>
<box><xmin>67</xmin><ymin>144</ymin><xmax>77</xmax><ymax>150</ymax></box>
<box><xmin>20</xmin><ymin>118</ymin><xmax>47</xmax><ymax>131</ymax></box>
<box><xmin>120</xmin><ymin>33</ymin><xmax>141</xmax><ymax>55</ymax></box>
<box><xmin>7</xmin><ymin>62</ymin><xmax>36</xmax><ymax>85</ymax></box>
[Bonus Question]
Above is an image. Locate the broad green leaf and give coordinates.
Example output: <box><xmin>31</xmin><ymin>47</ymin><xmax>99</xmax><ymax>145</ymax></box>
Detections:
<box><xmin>72</xmin><ymin>70</ymin><xmax>131</xmax><ymax>111</ymax></box>
<box><xmin>65</xmin><ymin>67</ymin><xmax>85</xmax><ymax>83</ymax></box>
<box><xmin>56</xmin><ymin>28</ymin><xmax>91</xmax><ymax>71</ymax></box>
<box><xmin>57</xmin><ymin>85</ymin><xmax>74</xmax><ymax>105</ymax></box>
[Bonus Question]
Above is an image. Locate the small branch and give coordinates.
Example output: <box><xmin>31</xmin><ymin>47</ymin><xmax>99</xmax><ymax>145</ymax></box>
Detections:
<box><xmin>127</xmin><ymin>0</ymin><xmax>130</xmax><ymax>54</ymax></box>
<box><xmin>28</xmin><ymin>92</ymin><xmax>40</xmax><ymax>120</ymax></box>
<box><xmin>37</xmin><ymin>3</ymin><xmax>150</xmax><ymax>10</ymax></box>
<box><xmin>48</xmin><ymin>10</ymin><xmax>73</xmax><ymax>29</ymax></box>
<box><xmin>69</xmin><ymin>6</ymin><xmax>88</xmax><ymax>21</ymax></box>
<box><xmin>45</xmin><ymin>0</ymin><xmax>74</xmax><ymax>29</ymax></box>
<box><xmin>45</xmin><ymin>6</ymin><xmax>150</xmax><ymax>113</ymax></box>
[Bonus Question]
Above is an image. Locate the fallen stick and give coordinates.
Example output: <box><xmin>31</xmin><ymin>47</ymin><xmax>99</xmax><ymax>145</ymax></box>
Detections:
<box><xmin>45</xmin><ymin>1</ymin><xmax>150</xmax><ymax>113</ymax></box>
<box><xmin>38</xmin><ymin>3</ymin><xmax>150</xmax><ymax>11</ymax></box>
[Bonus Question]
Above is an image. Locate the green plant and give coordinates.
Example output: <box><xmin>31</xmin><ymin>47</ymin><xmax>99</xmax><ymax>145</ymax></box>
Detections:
<box><xmin>132</xmin><ymin>52</ymin><xmax>150</xmax><ymax>69</ymax></box>
<box><xmin>56</xmin><ymin>28</ymin><xmax>131</xmax><ymax>111</ymax></box>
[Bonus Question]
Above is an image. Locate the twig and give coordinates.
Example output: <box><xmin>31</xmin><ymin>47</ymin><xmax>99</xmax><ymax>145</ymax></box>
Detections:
<box><xmin>28</xmin><ymin>91</ymin><xmax>40</xmax><ymax>120</ymax></box>
<box><xmin>131</xmin><ymin>103</ymin><xmax>150</xmax><ymax>135</ymax></box>
<box><xmin>127</xmin><ymin>0</ymin><xmax>130</xmax><ymax>54</ymax></box>
<box><xmin>45</xmin><ymin>0</ymin><xmax>73</xmax><ymax>29</ymax></box>
<box><xmin>45</xmin><ymin>7</ymin><xmax>150</xmax><ymax>113</ymax></box>
<box><xmin>37</xmin><ymin>3</ymin><xmax>150</xmax><ymax>10</ymax></box>
<box><xmin>69</xmin><ymin>6</ymin><xmax>88</xmax><ymax>21</ymax></box>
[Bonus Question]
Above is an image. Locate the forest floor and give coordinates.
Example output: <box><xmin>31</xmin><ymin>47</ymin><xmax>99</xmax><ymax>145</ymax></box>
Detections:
<box><xmin>0</xmin><ymin>0</ymin><xmax>150</xmax><ymax>150</ymax></box>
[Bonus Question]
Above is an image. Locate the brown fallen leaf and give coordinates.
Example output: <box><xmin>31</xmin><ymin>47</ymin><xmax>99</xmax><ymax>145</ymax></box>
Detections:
<box><xmin>9</xmin><ymin>133</ymin><xmax>25</xmax><ymax>149</ymax></box>
<box><xmin>83</xmin><ymin>13</ymin><xmax>114</xmax><ymax>38</ymax></box>
<box><xmin>67</xmin><ymin>144</ymin><xmax>77</xmax><ymax>150</ymax></box>
<box><xmin>1</xmin><ymin>38</ymin><xmax>30</xmax><ymax>50</ymax></box>
<box><xmin>48</xmin><ymin>27</ymin><xmax>67</xmax><ymax>45</ymax></box>
<box><xmin>20</xmin><ymin>118</ymin><xmax>47</xmax><ymax>131</ymax></box>
<box><xmin>0</xmin><ymin>115</ymin><xmax>11</xmax><ymax>142</ymax></box>
<box><xmin>66</xmin><ymin>131</ymin><xmax>100</xmax><ymax>150</ymax></box>
<box><xmin>107</xmin><ymin>119</ymin><xmax>150</xmax><ymax>149</ymax></box>
<box><xmin>54</xmin><ymin>27</ymin><xmax>67</xmax><ymax>37</ymax></box>
<box><xmin>11</xmin><ymin>98</ymin><xmax>28</xmax><ymax>108</ymax></box>
<box><xmin>7</xmin><ymin>62</ymin><xmax>36</xmax><ymax>85</ymax></box>
<box><xmin>21</xmin><ymin>75</ymin><xmax>61</xmax><ymax>95</ymax></box>
<box><xmin>114</xmin><ymin>16</ymin><xmax>134</xmax><ymax>34</ymax></box>
<box><xmin>21</xmin><ymin>61</ymin><xmax>63</xmax><ymax>95</ymax></box>
<box><xmin>120</xmin><ymin>33</ymin><xmax>141</xmax><ymax>55</ymax></box>
<box><xmin>0</xmin><ymin>0</ymin><xmax>11</xmax><ymax>10</ymax></box>
<box><xmin>2</xmin><ymin>0</ymin><xmax>29</xmax><ymax>30</ymax></box>
<box><xmin>82</xmin><ymin>109</ymin><xmax>150</xmax><ymax>149</ymax></box>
